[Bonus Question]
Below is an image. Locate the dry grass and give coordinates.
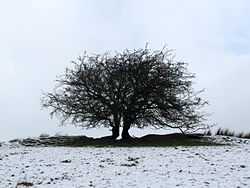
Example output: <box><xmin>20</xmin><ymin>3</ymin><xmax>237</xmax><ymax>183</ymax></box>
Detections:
<box><xmin>214</xmin><ymin>128</ymin><xmax>250</xmax><ymax>139</ymax></box>
<box><xmin>19</xmin><ymin>133</ymin><xmax>220</xmax><ymax>147</ymax></box>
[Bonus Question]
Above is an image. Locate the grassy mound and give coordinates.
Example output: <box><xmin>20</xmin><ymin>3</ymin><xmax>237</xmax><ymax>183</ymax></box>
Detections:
<box><xmin>19</xmin><ymin>133</ymin><xmax>221</xmax><ymax>147</ymax></box>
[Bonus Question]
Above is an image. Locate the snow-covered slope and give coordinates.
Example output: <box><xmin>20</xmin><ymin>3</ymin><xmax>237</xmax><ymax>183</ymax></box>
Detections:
<box><xmin>0</xmin><ymin>136</ymin><xmax>249</xmax><ymax>188</ymax></box>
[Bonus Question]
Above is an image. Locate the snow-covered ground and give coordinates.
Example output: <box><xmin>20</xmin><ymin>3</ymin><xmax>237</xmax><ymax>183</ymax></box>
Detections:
<box><xmin>0</xmin><ymin>136</ymin><xmax>250</xmax><ymax>188</ymax></box>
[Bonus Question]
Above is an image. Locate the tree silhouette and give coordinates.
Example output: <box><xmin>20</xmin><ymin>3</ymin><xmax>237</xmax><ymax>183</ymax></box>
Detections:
<box><xmin>42</xmin><ymin>46</ymin><xmax>209</xmax><ymax>139</ymax></box>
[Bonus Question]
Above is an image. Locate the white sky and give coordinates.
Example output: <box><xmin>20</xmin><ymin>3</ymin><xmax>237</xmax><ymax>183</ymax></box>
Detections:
<box><xmin>0</xmin><ymin>0</ymin><xmax>250</xmax><ymax>141</ymax></box>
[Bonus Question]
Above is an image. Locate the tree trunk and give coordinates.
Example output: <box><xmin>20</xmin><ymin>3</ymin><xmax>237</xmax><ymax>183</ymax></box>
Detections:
<box><xmin>111</xmin><ymin>114</ymin><xmax>120</xmax><ymax>140</ymax></box>
<box><xmin>111</xmin><ymin>125</ymin><xmax>119</xmax><ymax>140</ymax></box>
<box><xmin>122</xmin><ymin>124</ymin><xmax>131</xmax><ymax>139</ymax></box>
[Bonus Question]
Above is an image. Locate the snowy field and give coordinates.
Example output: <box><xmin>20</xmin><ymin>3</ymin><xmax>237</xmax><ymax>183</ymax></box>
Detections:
<box><xmin>0</xmin><ymin>137</ymin><xmax>250</xmax><ymax>188</ymax></box>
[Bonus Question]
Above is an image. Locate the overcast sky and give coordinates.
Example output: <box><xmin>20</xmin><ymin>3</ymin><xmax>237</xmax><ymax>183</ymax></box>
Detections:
<box><xmin>0</xmin><ymin>0</ymin><xmax>250</xmax><ymax>141</ymax></box>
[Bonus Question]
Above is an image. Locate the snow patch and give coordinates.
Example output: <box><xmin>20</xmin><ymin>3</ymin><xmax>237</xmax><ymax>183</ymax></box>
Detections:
<box><xmin>0</xmin><ymin>137</ymin><xmax>250</xmax><ymax>187</ymax></box>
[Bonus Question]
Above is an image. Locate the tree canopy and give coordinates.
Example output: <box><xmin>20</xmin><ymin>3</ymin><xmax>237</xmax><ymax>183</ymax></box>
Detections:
<box><xmin>42</xmin><ymin>46</ymin><xmax>209</xmax><ymax>139</ymax></box>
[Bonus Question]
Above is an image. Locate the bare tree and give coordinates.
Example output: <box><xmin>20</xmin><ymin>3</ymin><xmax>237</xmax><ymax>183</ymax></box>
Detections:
<box><xmin>41</xmin><ymin>46</ymin><xmax>209</xmax><ymax>139</ymax></box>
